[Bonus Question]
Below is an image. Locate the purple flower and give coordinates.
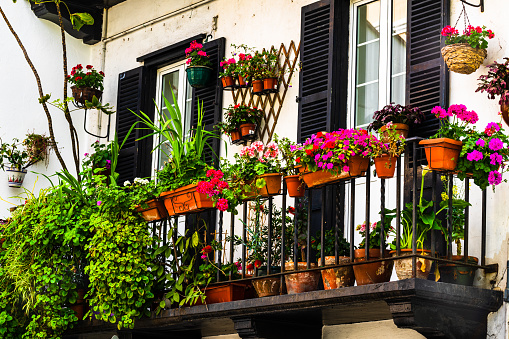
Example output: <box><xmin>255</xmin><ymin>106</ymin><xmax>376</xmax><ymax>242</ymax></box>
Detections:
<box><xmin>489</xmin><ymin>138</ymin><xmax>503</xmax><ymax>151</ymax></box>
<box><xmin>97</xmin><ymin>201</ymin><xmax>102</xmax><ymax>206</ymax></box>
<box><xmin>475</xmin><ymin>139</ymin><xmax>485</xmax><ymax>148</ymax></box>
<box><xmin>488</xmin><ymin>171</ymin><xmax>502</xmax><ymax>186</ymax></box>
<box><xmin>466</xmin><ymin>150</ymin><xmax>483</xmax><ymax>162</ymax></box>
<box><xmin>490</xmin><ymin>153</ymin><xmax>503</xmax><ymax>165</ymax></box>
<box><xmin>106</xmin><ymin>159</ymin><xmax>112</xmax><ymax>169</ymax></box>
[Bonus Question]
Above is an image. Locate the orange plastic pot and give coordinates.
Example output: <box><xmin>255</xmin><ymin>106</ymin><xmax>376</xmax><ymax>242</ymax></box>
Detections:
<box><xmin>284</xmin><ymin>262</ymin><xmax>320</xmax><ymax>294</ymax></box>
<box><xmin>204</xmin><ymin>282</ymin><xmax>251</xmax><ymax>304</ymax></box>
<box><xmin>353</xmin><ymin>249</ymin><xmax>393</xmax><ymax>285</ymax></box>
<box><xmin>263</xmin><ymin>77</ymin><xmax>278</xmax><ymax>90</ymax></box>
<box><xmin>318</xmin><ymin>256</ymin><xmax>355</xmax><ymax>290</ymax></box>
<box><xmin>240</xmin><ymin>123</ymin><xmax>257</xmax><ymax>137</ymax></box>
<box><xmin>230</xmin><ymin>130</ymin><xmax>242</xmax><ymax>142</ymax></box>
<box><xmin>252</xmin><ymin>79</ymin><xmax>263</xmax><ymax>93</ymax></box>
<box><xmin>284</xmin><ymin>175</ymin><xmax>305</xmax><ymax>197</ymax></box>
<box><xmin>221</xmin><ymin>76</ymin><xmax>234</xmax><ymax>88</ymax></box>
<box><xmin>380</xmin><ymin>123</ymin><xmax>409</xmax><ymax>141</ymax></box>
<box><xmin>298</xmin><ymin>155</ymin><xmax>369</xmax><ymax>188</ymax></box>
<box><xmin>159</xmin><ymin>183</ymin><xmax>214</xmax><ymax>216</ymax></box>
<box><xmin>135</xmin><ymin>199</ymin><xmax>168</xmax><ymax>221</ymax></box>
<box><xmin>374</xmin><ymin>154</ymin><xmax>397</xmax><ymax>179</ymax></box>
<box><xmin>238</xmin><ymin>75</ymin><xmax>250</xmax><ymax>87</ymax></box>
<box><xmin>244</xmin><ymin>173</ymin><xmax>282</xmax><ymax>199</ymax></box>
<box><xmin>419</xmin><ymin>138</ymin><xmax>462</xmax><ymax>171</ymax></box>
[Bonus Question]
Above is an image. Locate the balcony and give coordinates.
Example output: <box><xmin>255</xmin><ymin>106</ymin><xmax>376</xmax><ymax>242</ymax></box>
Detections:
<box><xmin>65</xmin><ymin>138</ymin><xmax>503</xmax><ymax>339</ymax></box>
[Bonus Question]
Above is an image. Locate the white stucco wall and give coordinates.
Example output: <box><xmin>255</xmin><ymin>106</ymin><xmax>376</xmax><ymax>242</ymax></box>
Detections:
<box><xmin>0</xmin><ymin>1</ymin><xmax>92</xmax><ymax>219</ymax></box>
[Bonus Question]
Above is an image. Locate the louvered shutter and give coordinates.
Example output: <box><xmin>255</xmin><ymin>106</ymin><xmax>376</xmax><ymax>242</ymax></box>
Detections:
<box><xmin>191</xmin><ymin>38</ymin><xmax>225</xmax><ymax>167</ymax></box>
<box><xmin>115</xmin><ymin>67</ymin><xmax>146</xmax><ymax>184</ymax></box>
<box><xmin>406</xmin><ymin>0</ymin><xmax>450</xmax><ymax>138</ymax></box>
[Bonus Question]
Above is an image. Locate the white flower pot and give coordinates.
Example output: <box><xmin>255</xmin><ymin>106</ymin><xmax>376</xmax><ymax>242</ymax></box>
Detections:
<box><xmin>6</xmin><ymin>168</ymin><xmax>27</xmax><ymax>188</ymax></box>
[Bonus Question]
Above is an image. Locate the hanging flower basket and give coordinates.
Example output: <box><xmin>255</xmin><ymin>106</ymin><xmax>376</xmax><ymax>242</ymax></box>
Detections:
<box><xmin>298</xmin><ymin>155</ymin><xmax>369</xmax><ymax>188</ymax></box>
<box><xmin>244</xmin><ymin>173</ymin><xmax>282</xmax><ymax>199</ymax></box>
<box><xmin>71</xmin><ymin>86</ymin><xmax>103</xmax><ymax>107</ymax></box>
<box><xmin>419</xmin><ymin>138</ymin><xmax>463</xmax><ymax>171</ymax></box>
<box><xmin>186</xmin><ymin>66</ymin><xmax>213</xmax><ymax>88</ymax></box>
<box><xmin>441</xmin><ymin>43</ymin><xmax>487</xmax><ymax>75</ymax></box>
<box><xmin>159</xmin><ymin>183</ymin><xmax>214</xmax><ymax>216</ymax></box>
<box><xmin>6</xmin><ymin>167</ymin><xmax>27</xmax><ymax>188</ymax></box>
<box><xmin>135</xmin><ymin>199</ymin><xmax>168</xmax><ymax>221</ymax></box>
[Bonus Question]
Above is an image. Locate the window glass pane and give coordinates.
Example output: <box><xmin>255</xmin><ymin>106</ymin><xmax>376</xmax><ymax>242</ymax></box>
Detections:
<box><xmin>184</xmin><ymin>79</ymin><xmax>193</xmax><ymax>137</ymax></box>
<box><xmin>391</xmin><ymin>0</ymin><xmax>407</xmax><ymax>104</ymax></box>
<box><xmin>355</xmin><ymin>1</ymin><xmax>380</xmax><ymax>127</ymax></box>
<box><xmin>158</xmin><ymin>70</ymin><xmax>180</xmax><ymax>169</ymax></box>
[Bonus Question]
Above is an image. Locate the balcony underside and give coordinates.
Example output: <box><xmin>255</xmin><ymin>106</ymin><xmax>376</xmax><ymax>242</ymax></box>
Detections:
<box><xmin>64</xmin><ymin>279</ymin><xmax>502</xmax><ymax>339</ymax></box>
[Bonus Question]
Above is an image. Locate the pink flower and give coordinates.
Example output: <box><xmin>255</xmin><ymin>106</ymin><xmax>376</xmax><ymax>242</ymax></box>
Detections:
<box><xmin>489</xmin><ymin>138</ymin><xmax>503</xmax><ymax>151</ymax></box>
<box><xmin>485</xmin><ymin>122</ymin><xmax>501</xmax><ymax>136</ymax></box>
<box><xmin>343</xmin><ymin>165</ymin><xmax>350</xmax><ymax>172</ymax></box>
<box><xmin>97</xmin><ymin>201</ymin><xmax>102</xmax><ymax>206</ymax></box>
<box><xmin>431</xmin><ymin>106</ymin><xmax>450</xmax><ymax>119</ymax></box>
<box><xmin>201</xmin><ymin>254</ymin><xmax>207</xmax><ymax>259</ymax></box>
<box><xmin>466</xmin><ymin>150</ymin><xmax>483</xmax><ymax>162</ymax></box>
<box><xmin>488</xmin><ymin>171</ymin><xmax>502</xmax><ymax>186</ymax></box>
<box><xmin>252</xmin><ymin>141</ymin><xmax>264</xmax><ymax>152</ymax></box>
<box><xmin>326</xmin><ymin>163</ymin><xmax>334</xmax><ymax>170</ymax></box>
<box><xmin>490</xmin><ymin>153</ymin><xmax>503</xmax><ymax>165</ymax></box>
<box><xmin>206</xmin><ymin>169</ymin><xmax>216</xmax><ymax>177</ymax></box>
<box><xmin>197</xmin><ymin>50</ymin><xmax>207</xmax><ymax>57</ymax></box>
<box><xmin>216</xmin><ymin>198</ymin><xmax>229</xmax><ymax>211</ymax></box>
<box><xmin>186</xmin><ymin>59</ymin><xmax>191</xmax><ymax>65</ymax></box>
<box><xmin>476</xmin><ymin>139</ymin><xmax>485</xmax><ymax>148</ymax></box>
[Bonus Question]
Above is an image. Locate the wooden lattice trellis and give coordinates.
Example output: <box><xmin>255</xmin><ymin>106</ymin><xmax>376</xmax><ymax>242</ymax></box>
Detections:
<box><xmin>231</xmin><ymin>41</ymin><xmax>300</xmax><ymax>143</ymax></box>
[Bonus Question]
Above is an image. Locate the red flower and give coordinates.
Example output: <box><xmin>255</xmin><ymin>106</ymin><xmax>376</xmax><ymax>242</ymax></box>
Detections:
<box><xmin>76</xmin><ymin>64</ymin><xmax>83</xmax><ymax>70</ymax></box>
<box><xmin>316</xmin><ymin>131</ymin><xmax>323</xmax><ymax>138</ymax></box>
<box><xmin>312</xmin><ymin>144</ymin><xmax>319</xmax><ymax>151</ymax></box>
<box><xmin>86</xmin><ymin>65</ymin><xmax>93</xmax><ymax>69</ymax></box>
<box><xmin>296</xmin><ymin>157</ymin><xmax>301</xmax><ymax>163</ymax></box>
<box><xmin>234</xmin><ymin>104</ymin><xmax>240</xmax><ymax>109</ymax></box>
<box><xmin>475</xmin><ymin>26</ymin><xmax>482</xmax><ymax>33</ymax></box>
<box><xmin>247</xmin><ymin>263</ymin><xmax>254</xmax><ymax>270</ymax></box>
<box><xmin>305</xmin><ymin>149</ymin><xmax>313</xmax><ymax>156</ymax></box>
<box><xmin>201</xmin><ymin>245</ymin><xmax>213</xmax><ymax>254</ymax></box>
<box><xmin>288</xmin><ymin>206</ymin><xmax>295</xmax><ymax>215</ymax></box>
<box><xmin>99</xmin><ymin>71</ymin><xmax>105</xmax><ymax>76</ymax></box>
<box><xmin>254</xmin><ymin>260</ymin><xmax>262</xmax><ymax>268</ymax></box>
<box><xmin>75</xmin><ymin>76</ymin><xmax>82</xmax><ymax>81</ymax></box>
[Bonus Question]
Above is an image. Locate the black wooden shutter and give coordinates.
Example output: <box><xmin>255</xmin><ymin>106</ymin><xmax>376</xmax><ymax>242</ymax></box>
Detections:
<box><xmin>115</xmin><ymin>66</ymin><xmax>146</xmax><ymax>184</ymax></box>
<box><xmin>406</xmin><ymin>0</ymin><xmax>450</xmax><ymax>138</ymax></box>
<box><xmin>191</xmin><ymin>37</ymin><xmax>225</xmax><ymax>168</ymax></box>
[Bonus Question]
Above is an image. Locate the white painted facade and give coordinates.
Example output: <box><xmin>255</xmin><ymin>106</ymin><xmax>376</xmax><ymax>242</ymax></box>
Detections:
<box><xmin>2</xmin><ymin>0</ymin><xmax>509</xmax><ymax>337</ymax></box>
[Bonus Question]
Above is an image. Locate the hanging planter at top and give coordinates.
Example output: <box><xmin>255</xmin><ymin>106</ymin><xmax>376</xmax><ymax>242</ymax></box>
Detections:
<box><xmin>185</xmin><ymin>40</ymin><xmax>214</xmax><ymax>88</ymax></box>
<box><xmin>68</xmin><ymin>64</ymin><xmax>104</xmax><ymax>108</ymax></box>
<box><xmin>440</xmin><ymin>4</ymin><xmax>495</xmax><ymax>75</ymax></box>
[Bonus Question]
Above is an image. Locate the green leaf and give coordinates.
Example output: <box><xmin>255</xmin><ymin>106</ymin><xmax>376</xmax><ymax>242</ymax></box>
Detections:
<box><xmin>192</xmin><ymin>231</ymin><xmax>199</xmax><ymax>247</ymax></box>
<box><xmin>70</xmin><ymin>12</ymin><xmax>94</xmax><ymax>31</ymax></box>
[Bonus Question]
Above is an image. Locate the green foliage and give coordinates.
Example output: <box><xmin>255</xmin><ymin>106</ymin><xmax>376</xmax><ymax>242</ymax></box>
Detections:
<box><xmin>68</xmin><ymin>64</ymin><xmax>104</xmax><ymax>91</ymax></box>
<box><xmin>311</xmin><ymin>228</ymin><xmax>350</xmax><ymax>258</ymax></box>
<box><xmin>82</xmin><ymin>141</ymin><xmax>112</xmax><ymax>170</ymax></box>
<box><xmin>0</xmin><ymin>134</ymin><xmax>50</xmax><ymax>170</ymax></box>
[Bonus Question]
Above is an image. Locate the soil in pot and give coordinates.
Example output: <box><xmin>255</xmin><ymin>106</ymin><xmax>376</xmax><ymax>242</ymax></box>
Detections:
<box><xmin>252</xmin><ymin>266</ymin><xmax>281</xmax><ymax>297</ymax></box>
<box><xmin>284</xmin><ymin>262</ymin><xmax>320</xmax><ymax>294</ymax></box>
<box><xmin>318</xmin><ymin>256</ymin><xmax>355</xmax><ymax>289</ymax></box>
<box><xmin>353</xmin><ymin>249</ymin><xmax>393</xmax><ymax>285</ymax></box>
<box><xmin>284</xmin><ymin>175</ymin><xmax>305</xmax><ymax>197</ymax></box>
<box><xmin>438</xmin><ymin>255</ymin><xmax>478</xmax><ymax>286</ymax></box>
<box><xmin>374</xmin><ymin>155</ymin><xmax>397</xmax><ymax>179</ymax></box>
<box><xmin>390</xmin><ymin>249</ymin><xmax>432</xmax><ymax>280</ymax></box>
<box><xmin>419</xmin><ymin>138</ymin><xmax>463</xmax><ymax>171</ymax></box>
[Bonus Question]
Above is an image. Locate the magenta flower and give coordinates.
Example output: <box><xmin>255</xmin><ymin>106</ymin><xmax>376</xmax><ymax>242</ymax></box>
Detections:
<box><xmin>97</xmin><ymin>201</ymin><xmax>102</xmax><ymax>206</ymax></box>
<box><xmin>201</xmin><ymin>254</ymin><xmax>207</xmax><ymax>260</ymax></box>
<box><xmin>488</xmin><ymin>171</ymin><xmax>502</xmax><ymax>186</ymax></box>
<box><xmin>216</xmin><ymin>198</ymin><xmax>228</xmax><ymax>211</ymax></box>
<box><xmin>466</xmin><ymin>150</ymin><xmax>483</xmax><ymax>162</ymax></box>
<box><xmin>84</xmin><ymin>153</ymin><xmax>89</xmax><ymax>157</ymax></box>
<box><xmin>343</xmin><ymin>165</ymin><xmax>350</xmax><ymax>172</ymax></box>
<box><xmin>327</xmin><ymin>163</ymin><xmax>334</xmax><ymax>170</ymax></box>
<box><xmin>475</xmin><ymin>139</ymin><xmax>485</xmax><ymax>148</ymax></box>
<box><xmin>431</xmin><ymin>106</ymin><xmax>450</xmax><ymax>119</ymax></box>
<box><xmin>489</xmin><ymin>138</ymin><xmax>503</xmax><ymax>151</ymax></box>
<box><xmin>490</xmin><ymin>153</ymin><xmax>503</xmax><ymax>165</ymax></box>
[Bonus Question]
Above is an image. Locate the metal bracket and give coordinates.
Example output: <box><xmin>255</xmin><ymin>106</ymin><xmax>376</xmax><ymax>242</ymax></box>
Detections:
<box><xmin>461</xmin><ymin>0</ymin><xmax>484</xmax><ymax>12</ymax></box>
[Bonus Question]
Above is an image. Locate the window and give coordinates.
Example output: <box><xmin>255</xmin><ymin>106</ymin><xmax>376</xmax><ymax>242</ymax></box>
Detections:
<box><xmin>152</xmin><ymin>62</ymin><xmax>193</xmax><ymax>176</ymax></box>
<box><xmin>349</xmin><ymin>0</ymin><xmax>407</xmax><ymax>128</ymax></box>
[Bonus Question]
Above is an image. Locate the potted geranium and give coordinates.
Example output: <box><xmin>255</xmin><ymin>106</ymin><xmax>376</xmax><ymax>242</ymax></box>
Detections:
<box><xmin>126</xmin><ymin>178</ymin><xmax>167</xmax><ymax>222</ymax></box>
<box><xmin>216</xmin><ymin>104</ymin><xmax>263</xmax><ymax>141</ymax></box>
<box><xmin>219</xmin><ymin>57</ymin><xmax>237</xmax><ymax>89</ymax></box>
<box><xmin>67</xmin><ymin>64</ymin><xmax>104</xmax><ymax>107</ymax></box>
<box><xmin>456</xmin><ymin>122</ymin><xmax>509</xmax><ymax>190</ymax></box>
<box><xmin>476</xmin><ymin>57</ymin><xmax>509</xmax><ymax>125</ymax></box>
<box><xmin>185</xmin><ymin>40</ymin><xmax>213</xmax><ymax>88</ymax></box>
<box><xmin>232</xmin><ymin>44</ymin><xmax>254</xmax><ymax>87</ymax></box>
<box><xmin>261</xmin><ymin>48</ymin><xmax>280</xmax><ymax>92</ymax></box>
<box><xmin>367</xmin><ymin>103</ymin><xmax>425</xmax><ymax>139</ymax></box>
<box><xmin>248</xmin><ymin>51</ymin><xmax>266</xmax><ymax>93</ymax></box>
<box><xmin>295</xmin><ymin>129</ymin><xmax>377</xmax><ymax>188</ymax></box>
<box><xmin>196</xmin><ymin>168</ymin><xmax>242</xmax><ymax>213</ymax></box>
<box><xmin>371</xmin><ymin>123</ymin><xmax>406</xmax><ymax>179</ymax></box>
<box><xmin>440</xmin><ymin>24</ymin><xmax>495</xmax><ymax>74</ymax></box>
<box><xmin>274</xmin><ymin>134</ymin><xmax>305</xmax><ymax>197</ymax></box>
<box><xmin>419</xmin><ymin>104</ymin><xmax>478</xmax><ymax>171</ymax></box>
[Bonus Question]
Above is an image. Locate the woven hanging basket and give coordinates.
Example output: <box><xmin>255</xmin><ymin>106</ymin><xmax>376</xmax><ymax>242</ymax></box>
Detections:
<box><xmin>441</xmin><ymin>43</ymin><xmax>487</xmax><ymax>75</ymax></box>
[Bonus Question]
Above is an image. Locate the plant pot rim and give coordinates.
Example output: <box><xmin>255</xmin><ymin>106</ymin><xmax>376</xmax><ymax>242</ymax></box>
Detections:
<box><xmin>389</xmin><ymin>248</ymin><xmax>431</xmax><ymax>254</ymax></box>
<box><xmin>6</xmin><ymin>167</ymin><xmax>27</xmax><ymax>173</ymax></box>
<box><xmin>159</xmin><ymin>183</ymin><xmax>199</xmax><ymax>197</ymax></box>
<box><xmin>187</xmin><ymin>65</ymin><xmax>213</xmax><ymax>70</ymax></box>
<box><xmin>284</xmin><ymin>174</ymin><xmax>301</xmax><ymax>179</ymax></box>
<box><xmin>419</xmin><ymin>138</ymin><xmax>462</xmax><ymax>146</ymax></box>
<box><xmin>380</xmin><ymin>122</ymin><xmax>409</xmax><ymax>129</ymax></box>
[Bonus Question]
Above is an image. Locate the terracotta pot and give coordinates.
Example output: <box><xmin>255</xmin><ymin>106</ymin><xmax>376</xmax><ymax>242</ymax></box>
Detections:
<box><xmin>244</xmin><ymin>173</ymin><xmax>282</xmax><ymax>198</ymax></box>
<box><xmin>71</xmin><ymin>86</ymin><xmax>103</xmax><ymax>106</ymax></box>
<box><xmin>159</xmin><ymin>183</ymin><xmax>214</xmax><ymax>216</ymax></box>
<box><xmin>284</xmin><ymin>175</ymin><xmax>305</xmax><ymax>197</ymax></box>
<box><xmin>70</xmin><ymin>289</ymin><xmax>87</xmax><ymax>321</ymax></box>
<box><xmin>374</xmin><ymin>154</ymin><xmax>397</xmax><ymax>179</ymax></box>
<box><xmin>135</xmin><ymin>199</ymin><xmax>168</xmax><ymax>221</ymax></box>
<box><xmin>263</xmin><ymin>77</ymin><xmax>278</xmax><ymax>91</ymax></box>
<box><xmin>204</xmin><ymin>282</ymin><xmax>250</xmax><ymax>304</ymax></box>
<box><xmin>284</xmin><ymin>262</ymin><xmax>320</xmax><ymax>294</ymax></box>
<box><xmin>390</xmin><ymin>249</ymin><xmax>432</xmax><ymax>280</ymax></box>
<box><xmin>438</xmin><ymin>255</ymin><xmax>478</xmax><ymax>286</ymax></box>
<box><xmin>501</xmin><ymin>102</ymin><xmax>509</xmax><ymax>127</ymax></box>
<box><xmin>318</xmin><ymin>256</ymin><xmax>355</xmax><ymax>289</ymax></box>
<box><xmin>252</xmin><ymin>79</ymin><xmax>263</xmax><ymax>93</ymax></box>
<box><xmin>239</xmin><ymin>123</ymin><xmax>257</xmax><ymax>137</ymax></box>
<box><xmin>238</xmin><ymin>75</ymin><xmax>250</xmax><ymax>87</ymax></box>
<box><xmin>419</xmin><ymin>138</ymin><xmax>463</xmax><ymax>171</ymax></box>
<box><xmin>6</xmin><ymin>167</ymin><xmax>27</xmax><ymax>188</ymax></box>
<box><xmin>380</xmin><ymin>123</ymin><xmax>409</xmax><ymax>141</ymax></box>
<box><xmin>298</xmin><ymin>155</ymin><xmax>369</xmax><ymax>188</ymax></box>
<box><xmin>230</xmin><ymin>130</ymin><xmax>242</xmax><ymax>142</ymax></box>
<box><xmin>353</xmin><ymin>249</ymin><xmax>393</xmax><ymax>285</ymax></box>
<box><xmin>252</xmin><ymin>266</ymin><xmax>281</xmax><ymax>297</ymax></box>
<box><xmin>221</xmin><ymin>76</ymin><xmax>235</xmax><ymax>88</ymax></box>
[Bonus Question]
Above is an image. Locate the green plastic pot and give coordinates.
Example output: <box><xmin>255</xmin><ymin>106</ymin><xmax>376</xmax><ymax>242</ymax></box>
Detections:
<box><xmin>186</xmin><ymin>66</ymin><xmax>213</xmax><ymax>88</ymax></box>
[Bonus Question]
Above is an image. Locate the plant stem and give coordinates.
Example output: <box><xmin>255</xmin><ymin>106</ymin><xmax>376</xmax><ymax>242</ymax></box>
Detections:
<box><xmin>0</xmin><ymin>5</ymin><xmax>68</xmax><ymax>173</ymax></box>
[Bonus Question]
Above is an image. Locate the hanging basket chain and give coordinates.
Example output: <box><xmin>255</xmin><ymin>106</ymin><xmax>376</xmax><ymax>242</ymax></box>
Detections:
<box><xmin>453</xmin><ymin>2</ymin><xmax>472</xmax><ymax>32</ymax></box>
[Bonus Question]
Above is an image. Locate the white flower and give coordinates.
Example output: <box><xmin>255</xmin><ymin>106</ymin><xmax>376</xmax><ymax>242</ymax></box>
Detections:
<box><xmin>134</xmin><ymin>177</ymin><xmax>149</xmax><ymax>185</ymax></box>
<box><xmin>123</xmin><ymin>180</ymin><xmax>131</xmax><ymax>186</ymax></box>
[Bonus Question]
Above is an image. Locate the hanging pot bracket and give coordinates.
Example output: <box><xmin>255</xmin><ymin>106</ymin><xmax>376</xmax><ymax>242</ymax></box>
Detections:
<box><xmin>460</xmin><ymin>0</ymin><xmax>484</xmax><ymax>12</ymax></box>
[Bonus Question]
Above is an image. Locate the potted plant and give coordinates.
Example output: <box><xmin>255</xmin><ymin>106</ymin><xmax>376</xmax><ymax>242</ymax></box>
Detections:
<box><xmin>311</xmin><ymin>228</ymin><xmax>354</xmax><ymax>289</ymax></box>
<box><xmin>274</xmin><ymin>135</ymin><xmax>305</xmax><ymax>197</ymax></box>
<box><xmin>440</xmin><ymin>24</ymin><xmax>495</xmax><ymax>74</ymax></box>
<box><xmin>456</xmin><ymin>122</ymin><xmax>509</xmax><ymax>190</ymax></box>
<box><xmin>185</xmin><ymin>40</ymin><xmax>213</xmax><ymax>88</ymax></box>
<box><xmin>371</xmin><ymin>123</ymin><xmax>406</xmax><ymax>179</ymax></box>
<box><xmin>353</xmin><ymin>219</ymin><xmax>394</xmax><ymax>285</ymax></box>
<box><xmin>295</xmin><ymin>130</ymin><xmax>376</xmax><ymax>188</ymax></box>
<box><xmin>367</xmin><ymin>103</ymin><xmax>425</xmax><ymax>139</ymax></box>
<box><xmin>261</xmin><ymin>48</ymin><xmax>280</xmax><ymax>91</ymax></box>
<box><xmin>219</xmin><ymin>57</ymin><xmax>237</xmax><ymax>89</ymax></box>
<box><xmin>196</xmin><ymin>168</ymin><xmax>242</xmax><ymax>213</ymax></box>
<box><xmin>67</xmin><ymin>64</ymin><xmax>104</xmax><ymax>106</ymax></box>
<box><xmin>419</xmin><ymin>104</ymin><xmax>478</xmax><ymax>171</ymax></box>
<box><xmin>70</xmin><ymin>261</ymin><xmax>89</xmax><ymax>321</ymax></box>
<box><xmin>0</xmin><ymin>134</ymin><xmax>51</xmax><ymax>187</ymax></box>
<box><xmin>219</xmin><ymin>104</ymin><xmax>263</xmax><ymax>139</ymax></box>
<box><xmin>476</xmin><ymin>57</ymin><xmax>509</xmax><ymax>125</ymax></box>
<box><xmin>232</xmin><ymin>44</ymin><xmax>254</xmax><ymax>87</ymax></box>
<box><xmin>248</xmin><ymin>51</ymin><xmax>266</xmax><ymax>93</ymax></box>
<box><xmin>82</xmin><ymin>141</ymin><xmax>112</xmax><ymax>184</ymax></box>
<box><xmin>127</xmin><ymin>178</ymin><xmax>167</xmax><ymax>221</ymax></box>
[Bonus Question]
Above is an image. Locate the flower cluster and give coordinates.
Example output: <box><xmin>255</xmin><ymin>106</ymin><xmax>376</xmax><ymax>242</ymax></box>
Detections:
<box><xmin>477</xmin><ymin>58</ymin><xmax>509</xmax><ymax>105</ymax></box>
<box><xmin>197</xmin><ymin>169</ymin><xmax>231</xmax><ymax>211</ymax></box>
<box><xmin>371</xmin><ymin>122</ymin><xmax>406</xmax><ymax>159</ymax></box>
<box><xmin>430</xmin><ymin>104</ymin><xmax>478</xmax><ymax>140</ymax></box>
<box><xmin>219</xmin><ymin>57</ymin><xmax>237</xmax><ymax>77</ymax></box>
<box><xmin>67</xmin><ymin>64</ymin><xmax>104</xmax><ymax>91</ymax></box>
<box><xmin>239</xmin><ymin>141</ymin><xmax>279</xmax><ymax>164</ymax></box>
<box><xmin>441</xmin><ymin>24</ymin><xmax>494</xmax><ymax>49</ymax></box>
<box><xmin>82</xmin><ymin>141</ymin><xmax>112</xmax><ymax>170</ymax></box>
<box><xmin>357</xmin><ymin>219</ymin><xmax>393</xmax><ymax>249</ymax></box>
<box><xmin>185</xmin><ymin>40</ymin><xmax>211</xmax><ymax>67</ymax></box>
<box><xmin>201</xmin><ymin>245</ymin><xmax>213</xmax><ymax>260</ymax></box>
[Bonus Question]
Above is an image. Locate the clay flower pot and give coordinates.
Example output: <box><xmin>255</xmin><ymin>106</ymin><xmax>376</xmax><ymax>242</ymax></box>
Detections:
<box><xmin>374</xmin><ymin>154</ymin><xmax>397</xmax><ymax>179</ymax></box>
<box><xmin>284</xmin><ymin>175</ymin><xmax>305</xmax><ymax>197</ymax></box>
<box><xmin>263</xmin><ymin>77</ymin><xmax>278</xmax><ymax>91</ymax></box>
<box><xmin>501</xmin><ymin>102</ymin><xmax>509</xmax><ymax>127</ymax></box>
<box><xmin>284</xmin><ymin>262</ymin><xmax>320</xmax><ymax>294</ymax></box>
<box><xmin>298</xmin><ymin>155</ymin><xmax>369</xmax><ymax>188</ymax></box>
<box><xmin>70</xmin><ymin>289</ymin><xmax>88</xmax><ymax>321</ymax></box>
<box><xmin>419</xmin><ymin>138</ymin><xmax>463</xmax><ymax>171</ymax></box>
<box><xmin>380</xmin><ymin>123</ymin><xmax>409</xmax><ymax>141</ymax></box>
<box><xmin>244</xmin><ymin>173</ymin><xmax>282</xmax><ymax>199</ymax></box>
<box><xmin>390</xmin><ymin>249</ymin><xmax>432</xmax><ymax>280</ymax></box>
<box><xmin>353</xmin><ymin>249</ymin><xmax>393</xmax><ymax>285</ymax></box>
<box><xmin>252</xmin><ymin>266</ymin><xmax>281</xmax><ymax>297</ymax></box>
<box><xmin>204</xmin><ymin>282</ymin><xmax>250</xmax><ymax>304</ymax></box>
<box><xmin>221</xmin><ymin>76</ymin><xmax>235</xmax><ymax>88</ymax></box>
<box><xmin>252</xmin><ymin>79</ymin><xmax>263</xmax><ymax>93</ymax></box>
<box><xmin>230</xmin><ymin>130</ymin><xmax>242</xmax><ymax>143</ymax></box>
<box><xmin>318</xmin><ymin>256</ymin><xmax>355</xmax><ymax>289</ymax></box>
<box><xmin>135</xmin><ymin>199</ymin><xmax>168</xmax><ymax>221</ymax></box>
<box><xmin>159</xmin><ymin>183</ymin><xmax>214</xmax><ymax>216</ymax></box>
<box><xmin>239</xmin><ymin>123</ymin><xmax>257</xmax><ymax>137</ymax></box>
<box><xmin>238</xmin><ymin>75</ymin><xmax>250</xmax><ymax>87</ymax></box>
<box><xmin>438</xmin><ymin>255</ymin><xmax>478</xmax><ymax>286</ymax></box>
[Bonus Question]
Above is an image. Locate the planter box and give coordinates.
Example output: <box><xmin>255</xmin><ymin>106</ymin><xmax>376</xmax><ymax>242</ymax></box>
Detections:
<box><xmin>135</xmin><ymin>199</ymin><xmax>168</xmax><ymax>221</ymax></box>
<box><xmin>419</xmin><ymin>138</ymin><xmax>462</xmax><ymax>172</ymax></box>
<box><xmin>204</xmin><ymin>282</ymin><xmax>251</xmax><ymax>304</ymax></box>
<box><xmin>298</xmin><ymin>155</ymin><xmax>369</xmax><ymax>188</ymax></box>
<box><xmin>159</xmin><ymin>183</ymin><xmax>214</xmax><ymax>216</ymax></box>
<box><xmin>244</xmin><ymin>173</ymin><xmax>282</xmax><ymax>199</ymax></box>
